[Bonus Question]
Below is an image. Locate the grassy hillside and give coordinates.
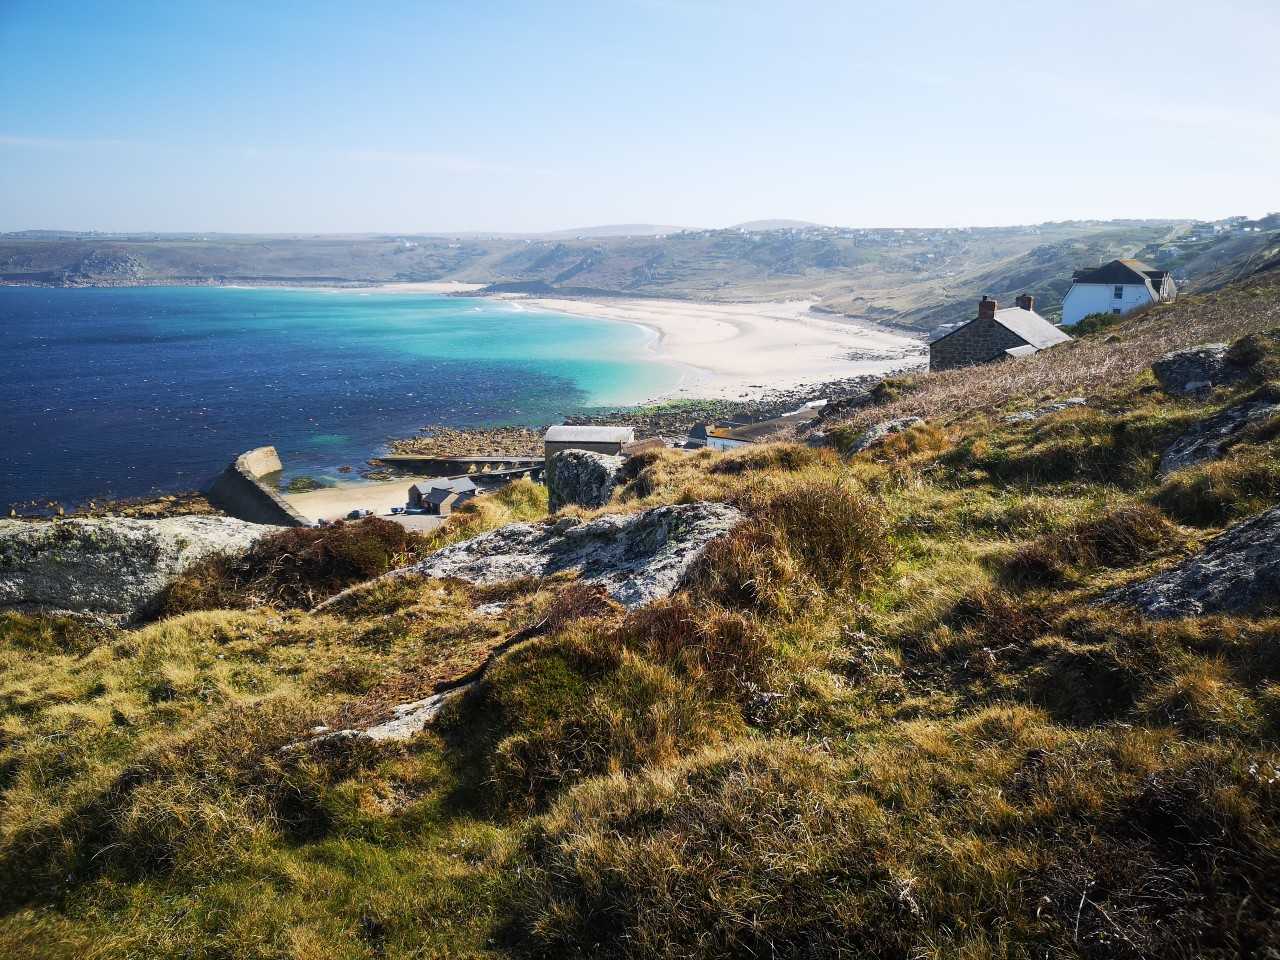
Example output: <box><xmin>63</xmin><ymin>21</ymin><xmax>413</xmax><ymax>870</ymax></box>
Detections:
<box><xmin>2</xmin><ymin>273</ymin><xmax>1280</xmax><ymax>957</ymax></box>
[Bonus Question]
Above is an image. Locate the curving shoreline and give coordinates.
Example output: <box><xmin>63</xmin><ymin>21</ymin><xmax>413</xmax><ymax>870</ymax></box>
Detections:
<box><xmin>482</xmin><ymin>294</ymin><xmax>926</xmax><ymax>402</ymax></box>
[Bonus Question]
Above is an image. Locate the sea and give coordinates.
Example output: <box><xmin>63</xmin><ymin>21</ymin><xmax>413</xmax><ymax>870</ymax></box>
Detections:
<box><xmin>0</xmin><ymin>286</ymin><xmax>686</xmax><ymax>512</ymax></box>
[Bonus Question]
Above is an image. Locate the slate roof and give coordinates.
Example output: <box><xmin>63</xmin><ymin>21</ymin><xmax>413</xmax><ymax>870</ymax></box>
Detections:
<box><xmin>544</xmin><ymin>425</ymin><xmax>636</xmax><ymax>444</ymax></box>
<box><xmin>991</xmin><ymin>307</ymin><xmax>1074</xmax><ymax>349</ymax></box>
<box><xmin>1071</xmin><ymin>259</ymin><xmax>1161</xmax><ymax>286</ymax></box>
<box><xmin>425</xmin><ymin>486</ymin><xmax>472</xmax><ymax>506</ymax></box>
<box><xmin>409</xmin><ymin>476</ymin><xmax>476</xmax><ymax>501</ymax></box>
<box><xmin>1004</xmin><ymin>344</ymin><xmax>1040</xmax><ymax>359</ymax></box>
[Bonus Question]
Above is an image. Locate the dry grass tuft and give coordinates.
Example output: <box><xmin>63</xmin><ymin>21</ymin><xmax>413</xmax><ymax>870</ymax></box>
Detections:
<box><xmin>1153</xmin><ymin>446</ymin><xmax>1280</xmax><ymax>525</ymax></box>
<box><xmin>160</xmin><ymin>517</ymin><xmax>433</xmax><ymax>613</ymax></box>
<box><xmin>1005</xmin><ymin>503</ymin><xmax>1183</xmax><ymax>586</ymax></box>
<box><xmin>707</xmin><ymin>442</ymin><xmax>826</xmax><ymax>475</ymax></box>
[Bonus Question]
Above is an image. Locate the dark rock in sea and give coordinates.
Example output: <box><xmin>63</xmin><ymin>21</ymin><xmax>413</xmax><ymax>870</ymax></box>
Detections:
<box><xmin>1151</xmin><ymin>343</ymin><xmax>1248</xmax><ymax>396</ymax></box>
<box><xmin>1101</xmin><ymin>505</ymin><xmax>1280</xmax><ymax>618</ymax></box>
<box><xmin>0</xmin><ymin>516</ymin><xmax>280</xmax><ymax>622</ymax></box>
<box><xmin>1159</xmin><ymin>395</ymin><xmax>1280</xmax><ymax>475</ymax></box>
<box><xmin>548</xmin><ymin>449</ymin><xmax>625</xmax><ymax>511</ymax></box>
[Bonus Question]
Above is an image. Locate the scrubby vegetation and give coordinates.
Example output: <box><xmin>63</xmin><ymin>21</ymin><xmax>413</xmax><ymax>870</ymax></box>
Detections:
<box><xmin>3</xmin><ymin>277</ymin><xmax>1280</xmax><ymax>958</ymax></box>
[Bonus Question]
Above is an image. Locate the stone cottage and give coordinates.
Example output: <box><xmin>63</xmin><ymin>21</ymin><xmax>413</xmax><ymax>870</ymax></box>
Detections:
<box><xmin>929</xmin><ymin>295</ymin><xmax>1072</xmax><ymax>373</ymax></box>
<box><xmin>407</xmin><ymin>476</ymin><xmax>477</xmax><ymax>516</ymax></box>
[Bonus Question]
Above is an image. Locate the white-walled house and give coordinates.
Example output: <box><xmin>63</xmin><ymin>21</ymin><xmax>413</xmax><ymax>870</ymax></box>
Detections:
<box><xmin>1060</xmin><ymin>259</ymin><xmax>1176</xmax><ymax>326</ymax></box>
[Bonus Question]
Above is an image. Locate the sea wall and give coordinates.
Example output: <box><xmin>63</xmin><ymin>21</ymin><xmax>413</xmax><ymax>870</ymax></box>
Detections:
<box><xmin>207</xmin><ymin>446</ymin><xmax>308</xmax><ymax>527</ymax></box>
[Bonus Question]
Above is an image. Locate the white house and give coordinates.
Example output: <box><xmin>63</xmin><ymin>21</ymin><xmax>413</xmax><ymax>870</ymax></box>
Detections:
<box><xmin>1060</xmin><ymin>259</ymin><xmax>1176</xmax><ymax>327</ymax></box>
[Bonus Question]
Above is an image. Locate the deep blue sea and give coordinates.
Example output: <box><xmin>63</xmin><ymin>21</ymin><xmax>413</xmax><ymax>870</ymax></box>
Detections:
<box><xmin>0</xmin><ymin>286</ymin><xmax>683</xmax><ymax>511</ymax></box>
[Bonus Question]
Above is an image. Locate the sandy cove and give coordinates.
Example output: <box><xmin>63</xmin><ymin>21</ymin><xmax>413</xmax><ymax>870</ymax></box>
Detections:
<box><xmin>502</xmin><ymin>296</ymin><xmax>925</xmax><ymax>400</ymax></box>
<box><xmin>363</xmin><ymin>282</ymin><xmax>926</xmax><ymax>402</ymax></box>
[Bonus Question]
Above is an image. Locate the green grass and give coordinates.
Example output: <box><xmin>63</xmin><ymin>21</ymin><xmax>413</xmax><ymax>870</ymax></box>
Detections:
<box><xmin>3</xmin><ymin>283</ymin><xmax>1280</xmax><ymax>957</ymax></box>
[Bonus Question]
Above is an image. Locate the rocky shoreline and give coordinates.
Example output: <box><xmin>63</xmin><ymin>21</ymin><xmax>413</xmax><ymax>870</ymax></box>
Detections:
<box><xmin>379</xmin><ymin>371</ymin><xmax>898</xmax><ymax>463</ymax></box>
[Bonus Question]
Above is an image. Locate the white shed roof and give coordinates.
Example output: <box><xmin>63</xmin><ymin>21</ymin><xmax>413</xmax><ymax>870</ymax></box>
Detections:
<box><xmin>544</xmin><ymin>425</ymin><xmax>635</xmax><ymax>444</ymax></box>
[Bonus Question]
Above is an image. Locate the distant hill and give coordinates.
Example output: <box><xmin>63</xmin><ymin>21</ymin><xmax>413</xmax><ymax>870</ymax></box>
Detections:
<box><xmin>540</xmin><ymin>224</ymin><xmax>691</xmax><ymax>238</ymax></box>
<box><xmin>3</xmin><ymin>217</ymin><xmax>1275</xmax><ymax>331</ymax></box>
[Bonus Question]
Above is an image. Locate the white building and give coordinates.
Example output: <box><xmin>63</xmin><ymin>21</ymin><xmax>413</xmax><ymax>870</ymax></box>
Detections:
<box><xmin>1060</xmin><ymin>259</ymin><xmax>1176</xmax><ymax>327</ymax></box>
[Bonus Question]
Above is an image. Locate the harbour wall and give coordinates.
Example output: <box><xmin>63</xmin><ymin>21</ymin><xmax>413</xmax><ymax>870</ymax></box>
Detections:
<box><xmin>207</xmin><ymin>446</ymin><xmax>309</xmax><ymax>527</ymax></box>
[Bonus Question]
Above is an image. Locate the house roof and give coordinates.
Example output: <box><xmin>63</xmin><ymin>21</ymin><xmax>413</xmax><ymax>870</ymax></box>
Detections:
<box><xmin>1071</xmin><ymin>259</ymin><xmax>1161</xmax><ymax>286</ymax></box>
<box><xmin>411</xmin><ymin>476</ymin><xmax>476</xmax><ymax>497</ymax></box>
<box><xmin>544</xmin><ymin>425</ymin><xmax>635</xmax><ymax>444</ymax></box>
<box><xmin>991</xmin><ymin>307</ymin><xmax>1073</xmax><ymax>350</ymax></box>
<box><xmin>1004</xmin><ymin>344</ymin><xmax>1040</xmax><ymax>359</ymax></box>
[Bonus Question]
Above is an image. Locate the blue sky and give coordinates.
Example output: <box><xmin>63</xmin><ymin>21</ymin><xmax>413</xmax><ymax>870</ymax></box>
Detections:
<box><xmin>1</xmin><ymin>0</ymin><xmax>1276</xmax><ymax>232</ymax></box>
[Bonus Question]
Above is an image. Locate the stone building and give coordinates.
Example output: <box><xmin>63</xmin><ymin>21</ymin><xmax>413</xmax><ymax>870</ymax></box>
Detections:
<box><xmin>407</xmin><ymin>476</ymin><xmax>477</xmax><ymax>515</ymax></box>
<box><xmin>928</xmin><ymin>295</ymin><xmax>1072</xmax><ymax>373</ymax></box>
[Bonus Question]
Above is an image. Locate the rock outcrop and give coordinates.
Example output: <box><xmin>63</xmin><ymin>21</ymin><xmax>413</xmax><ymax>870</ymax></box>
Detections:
<box><xmin>849</xmin><ymin>417</ymin><xmax>923</xmax><ymax>453</ymax></box>
<box><xmin>1102</xmin><ymin>505</ymin><xmax>1280</xmax><ymax>619</ymax></box>
<box><xmin>1151</xmin><ymin>343</ymin><xmax>1248</xmax><ymax>396</ymax></box>
<box><xmin>0</xmin><ymin>516</ymin><xmax>280</xmax><ymax>621</ymax></box>
<box><xmin>548</xmin><ymin>449</ymin><xmax>625</xmax><ymax>511</ymax></box>
<box><xmin>358</xmin><ymin>502</ymin><xmax>742</xmax><ymax>609</ymax></box>
<box><xmin>1004</xmin><ymin>398</ymin><xmax>1087</xmax><ymax>424</ymax></box>
<box><xmin>1159</xmin><ymin>397</ymin><xmax>1280</xmax><ymax>475</ymax></box>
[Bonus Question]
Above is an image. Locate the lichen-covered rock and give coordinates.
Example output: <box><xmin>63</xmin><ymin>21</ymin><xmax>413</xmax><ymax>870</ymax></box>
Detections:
<box><xmin>1151</xmin><ymin>343</ymin><xmax>1247</xmax><ymax>396</ymax></box>
<box><xmin>548</xmin><ymin>449</ymin><xmax>625</xmax><ymax>511</ymax></box>
<box><xmin>0</xmin><ymin>516</ymin><xmax>280</xmax><ymax>621</ymax></box>
<box><xmin>380</xmin><ymin>502</ymin><xmax>742</xmax><ymax>608</ymax></box>
<box><xmin>1003</xmin><ymin>398</ymin><xmax>1087</xmax><ymax>424</ymax></box>
<box><xmin>1159</xmin><ymin>397</ymin><xmax>1280</xmax><ymax>475</ymax></box>
<box><xmin>849</xmin><ymin>417</ymin><xmax>923</xmax><ymax>453</ymax></box>
<box><xmin>1102</xmin><ymin>505</ymin><xmax>1280</xmax><ymax>618</ymax></box>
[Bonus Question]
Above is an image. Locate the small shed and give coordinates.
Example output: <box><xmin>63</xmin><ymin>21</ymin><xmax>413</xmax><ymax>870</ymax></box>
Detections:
<box><xmin>408</xmin><ymin>476</ymin><xmax>477</xmax><ymax>516</ymax></box>
<box><xmin>543</xmin><ymin>425</ymin><xmax>635</xmax><ymax>487</ymax></box>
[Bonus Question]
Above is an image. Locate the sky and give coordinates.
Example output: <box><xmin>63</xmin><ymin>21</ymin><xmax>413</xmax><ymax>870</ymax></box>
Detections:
<box><xmin>1</xmin><ymin>0</ymin><xmax>1277</xmax><ymax>233</ymax></box>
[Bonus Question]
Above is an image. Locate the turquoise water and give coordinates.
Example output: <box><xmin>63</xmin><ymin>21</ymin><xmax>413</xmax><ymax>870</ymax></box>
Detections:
<box><xmin>0</xmin><ymin>286</ymin><xmax>684</xmax><ymax>510</ymax></box>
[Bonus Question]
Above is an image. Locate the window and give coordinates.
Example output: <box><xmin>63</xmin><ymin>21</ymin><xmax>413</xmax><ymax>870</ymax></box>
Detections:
<box><xmin>1112</xmin><ymin>308</ymin><xmax>1122</xmax><ymax>314</ymax></box>
<box><xmin>1113</xmin><ymin>285</ymin><xmax>1124</xmax><ymax>299</ymax></box>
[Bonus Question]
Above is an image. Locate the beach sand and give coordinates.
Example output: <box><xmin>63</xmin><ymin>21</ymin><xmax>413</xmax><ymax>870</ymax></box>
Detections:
<box><xmin>284</xmin><ymin>477</ymin><xmax>433</xmax><ymax>525</ymax></box>
<box><xmin>512</xmin><ymin>296</ymin><xmax>925</xmax><ymax>400</ymax></box>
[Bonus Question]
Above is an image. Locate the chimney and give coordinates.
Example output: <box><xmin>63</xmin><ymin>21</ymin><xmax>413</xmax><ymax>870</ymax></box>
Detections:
<box><xmin>1015</xmin><ymin>293</ymin><xmax>1035</xmax><ymax>311</ymax></box>
<box><xmin>977</xmin><ymin>296</ymin><xmax>997</xmax><ymax>320</ymax></box>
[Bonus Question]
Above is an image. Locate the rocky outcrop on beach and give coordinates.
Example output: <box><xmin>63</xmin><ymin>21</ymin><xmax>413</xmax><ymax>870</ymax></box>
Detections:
<box><xmin>332</xmin><ymin>502</ymin><xmax>741</xmax><ymax>610</ymax></box>
<box><xmin>1151</xmin><ymin>343</ymin><xmax>1249</xmax><ymax>396</ymax></box>
<box><xmin>0</xmin><ymin>516</ymin><xmax>280</xmax><ymax>621</ymax></box>
<box><xmin>1102</xmin><ymin>505</ymin><xmax>1280</xmax><ymax>619</ymax></box>
<box><xmin>385</xmin><ymin>425</ymin><xmax>543</xmax><ymax>460</ymax></box>
<box><xmin>548</xmin><ymin>449</ymin><xmax>625</xmax><ymax>510</ymax></box>
<box><xmin>1159</xmin><ymin>393</ymin><xmax>1280</xmax><ymax>475</ymax></box>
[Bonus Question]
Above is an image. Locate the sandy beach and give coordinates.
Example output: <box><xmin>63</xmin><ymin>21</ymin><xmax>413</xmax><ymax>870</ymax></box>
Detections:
<box><xmin>284</xmin><ymin>476</ymin><xmax>436</xmax><ymax>526</ymax></box>
<box><xmin>508</xmin><ymin>296</ymin><xmax>925</xmax><ymax>400</ymax></box>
